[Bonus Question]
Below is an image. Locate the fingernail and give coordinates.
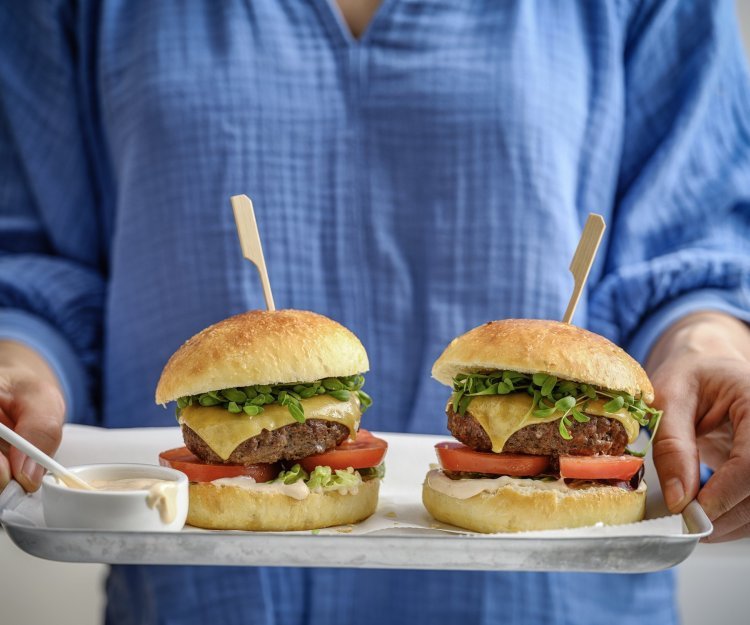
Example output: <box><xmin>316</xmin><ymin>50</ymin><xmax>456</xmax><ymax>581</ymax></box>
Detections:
<box><xmin>664</xmin><ymin>478</ymin><xmax>686</xmax><ymax>511</ymax></box>
<box><xmin>22</xmin><ymin>457</ymin><xmax>44</xmax><ymax>487</ymax></box>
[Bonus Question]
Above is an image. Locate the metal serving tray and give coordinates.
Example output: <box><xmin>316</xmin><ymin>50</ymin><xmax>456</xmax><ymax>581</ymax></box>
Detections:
<box><xmin>0</xmin><ymin>426</ymin><xmax>712</xmax><ymax>572</ymax></box>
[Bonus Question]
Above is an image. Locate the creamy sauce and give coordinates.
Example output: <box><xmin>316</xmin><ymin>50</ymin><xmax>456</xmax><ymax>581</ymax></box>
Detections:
<box><xmin>88</xmin><ymin>478</ymin><xmax>167</xmax><ymax>491</ymax></box>
<box><xmin>212</xmin><ymin>476</ymin><xmax>311</xmax><ymax>500</ymax></box>
<box><xmin>210</xmin><ymin>475</ymin><xmax>362</xmax><ymax>498</ymax></box>
<box><xmin>425</xmin><ymin>469</ymin><xmax>570</xmax><ymax>499</ymax></box>
<box><xmin>57</xmin><ymin>474</ymin><xmax>96</xmax><ymax>490</ymax></box>
<box><xmin>58</xmin><ymin>477</ymin><xmax>179</xmax><ymax>524</ymax></box>
<box><xmin>425</xmin><ymin>469</ymin><xmax>647</xmax><ymax>500</ymax></box>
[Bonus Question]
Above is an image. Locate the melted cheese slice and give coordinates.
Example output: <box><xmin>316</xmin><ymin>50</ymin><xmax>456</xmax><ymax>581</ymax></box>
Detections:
<box><xmin>180</xmin><ymin>394</ymin><xmax>361</xmax><ymax>461</ymax></box>
<box><xmin>464</xmin><ymin>393</ymin><xmax>640</xmax><ymax>453</ymax></box>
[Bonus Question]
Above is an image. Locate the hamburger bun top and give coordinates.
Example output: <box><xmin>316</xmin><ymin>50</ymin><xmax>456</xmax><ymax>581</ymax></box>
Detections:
<box><xmin>155</xmin><ymin>309</ymin><xmax>369</xmax><ymax>403</ymax></box>
<box><xmin>431</xmin><ymin>319</ymin><xmax>654</xmax><ymax>403</ymax></box>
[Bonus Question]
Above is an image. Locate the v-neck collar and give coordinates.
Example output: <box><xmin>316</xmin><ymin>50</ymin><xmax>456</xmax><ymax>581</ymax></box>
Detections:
<box><xmin>312</xmin><ymin>0</ymin><xmax>396</xmax><ymax>47</ymax></box>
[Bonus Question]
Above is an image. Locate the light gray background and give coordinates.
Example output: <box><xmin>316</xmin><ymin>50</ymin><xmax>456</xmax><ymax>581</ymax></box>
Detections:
<box><xmin>1</xmin><ymin>4</ymin><xmax>750</xmax><ymax>625</ymax></box>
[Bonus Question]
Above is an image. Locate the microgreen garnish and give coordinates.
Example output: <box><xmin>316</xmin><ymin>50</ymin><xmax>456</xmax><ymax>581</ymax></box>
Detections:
<box><xmin>176</xmin><ymin>374</ymin><xmax>371</xmax><ymax>423</ymax></box>
<box><xmin>450</xmin><ymin>371</ymin><xmax>662</xmax><ymax>446</ymax></box>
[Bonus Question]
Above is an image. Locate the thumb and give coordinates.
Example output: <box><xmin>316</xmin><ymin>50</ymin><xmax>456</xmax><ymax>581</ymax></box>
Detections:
<box><xmin>651</xmin><ymin>373</ymin><xmax>701</xmax><ymax>513</ymax></box>
<box><xmin>0</xmin><ymin>441</ymin><xmax>10</xmax><ymax>491</ymax></box>
<box><xmin>7</xmin><ymin>380</ymin><xmax>65</xmax><ymax>492</ymax></box>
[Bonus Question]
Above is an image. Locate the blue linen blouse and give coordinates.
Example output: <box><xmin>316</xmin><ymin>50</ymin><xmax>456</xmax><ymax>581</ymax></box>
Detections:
<box><xmin>1</xmin><ymin>1</ymin><xmax>750</xmax><ymax>624</ymax></box>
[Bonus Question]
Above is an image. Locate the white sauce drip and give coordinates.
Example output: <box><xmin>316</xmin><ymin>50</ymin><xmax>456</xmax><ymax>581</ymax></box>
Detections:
<box><xmin>144</xmin><ymin>481</ymin><xmax>179</xmax><ymax>524</ymax></box>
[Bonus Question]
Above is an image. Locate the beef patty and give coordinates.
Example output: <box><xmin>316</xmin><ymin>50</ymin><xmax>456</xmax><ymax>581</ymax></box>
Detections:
<box><xmin>183</xmin><ymin>419</ymin><xmax>350</xmax><ymax>465</ymax></box>
<box><xmin>447</xmin><ymin>405</ymin><xmax>628</xmax><ymax>457</ymax></box>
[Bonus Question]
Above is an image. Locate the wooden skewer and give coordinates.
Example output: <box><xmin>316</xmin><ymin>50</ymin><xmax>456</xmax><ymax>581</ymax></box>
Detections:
<box><xmin>562</xmin><ymin>213</ymin><xmax>606</xmax><ymax>324</ymax></box>
<box><xmin>230</xmin><ymin>194</ymin><xmax>276</xmax><ymax>311</ymax></box>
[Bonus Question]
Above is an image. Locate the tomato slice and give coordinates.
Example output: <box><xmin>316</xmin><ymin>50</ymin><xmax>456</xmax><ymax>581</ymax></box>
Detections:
<box><xmin>559</xmin><ymin>455</ymin><xmax>644</xmax><ymax>481</ymax></box>
<box><xmin>159</xmin><ymin>447</ymin><xmax>279</xmax><ymax>483</ymax></box>
<box><xmin>298</xmin><ymin>429</ymin><xmax>388</xmax><ymax>473</ymax></box>
<box><xmin>435</xmin><ymin>442</ymin><xmax>549</xmax><ymax>477</ymax></box>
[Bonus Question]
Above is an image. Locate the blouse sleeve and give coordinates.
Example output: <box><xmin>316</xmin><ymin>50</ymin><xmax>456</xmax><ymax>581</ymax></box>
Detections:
<box><xmin>589</xmin><ymin>0</ymin><xmax>750</xmax><ymax>361</ymax></box>
<box><xmin>0</xmin><ymin>1</ymin><xmax>106</xmax><ymax>423</ymax></box>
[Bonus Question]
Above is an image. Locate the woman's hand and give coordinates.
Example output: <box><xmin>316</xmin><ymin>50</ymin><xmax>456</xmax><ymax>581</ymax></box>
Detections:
<box><xmin>647</xmin><ymin>312</ymin><xmax>750</xmax><ymax>542</ymax></box>
<box><xmin>0</xmin><ymin>340</ymin><xmax>65</xmax><ymax>492</ymax></box>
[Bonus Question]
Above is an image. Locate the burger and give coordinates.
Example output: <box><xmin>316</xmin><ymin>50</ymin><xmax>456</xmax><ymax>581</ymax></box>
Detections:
<box><xmin>155</xmin><ymin>309</ymin><xmax>387</xmax><ymax>531</ymax></box>
<box><xmin>422</xmin><ymin>319</ymin><xmax>662</xmax><ymax>533</ymax></box>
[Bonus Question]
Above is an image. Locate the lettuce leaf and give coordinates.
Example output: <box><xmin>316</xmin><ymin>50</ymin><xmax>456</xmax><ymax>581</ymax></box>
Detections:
<box><xmin>356</xmin><ymin>463</ymin><xmax>385</xmax><ymax>480</ymax></box>
<box><xmin>274</xmin><ymin>463</ymin><xmax>383</xmax><ymax>493</ymax></box>
<box><xmin>274</xmin><ymin>464</ymin><xmax>309</xmax><ymax>484</ymax></box>
<box><xmin>306</xmin><ymin>466</ymin><xmax>362</xmax><ymax>493</ymax></box>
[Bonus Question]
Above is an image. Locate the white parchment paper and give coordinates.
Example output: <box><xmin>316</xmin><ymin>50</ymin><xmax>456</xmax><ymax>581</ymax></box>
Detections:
<box><xmin>0</xmin><ymin>425</ymin><xmax>685</xmax><ymax>538</ymax></box>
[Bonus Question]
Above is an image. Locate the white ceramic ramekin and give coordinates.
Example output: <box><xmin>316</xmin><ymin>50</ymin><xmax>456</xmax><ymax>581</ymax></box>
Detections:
<box><xmin>41</xmin><ymin>463</ymin><xmax>188</xmax><ymax>531</ymax></box>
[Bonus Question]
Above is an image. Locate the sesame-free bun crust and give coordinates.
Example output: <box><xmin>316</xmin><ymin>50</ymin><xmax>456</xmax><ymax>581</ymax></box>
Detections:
<box><xmin>186</xmin><ymin>478</ymin><xmax>380</xmax><ymax>531</ymax></box>
<box><xmin>432</xmin><ymin>319</ymin><xmax>653</xmax><ymax>402</ymax></box>
<box><xmin>156</xmin><ymin>309</ymin><xmax>369</xmax><ymax>403</ymax></box>
<box><xmin>422</xmin><ymin>476</ymin><xmax>646</xmax><ymax>533</ymax></box>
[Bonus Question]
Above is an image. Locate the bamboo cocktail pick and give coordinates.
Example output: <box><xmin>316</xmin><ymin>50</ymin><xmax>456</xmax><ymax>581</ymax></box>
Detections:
<box><xmin>562</xmin><ymin>213</ymin><xmax>606</xmax><ymax>324</ymax></box>
<box><xmin>230</xmin><ymin>194</ymin><xmax>276</xmax><ymax>311</ymax></box>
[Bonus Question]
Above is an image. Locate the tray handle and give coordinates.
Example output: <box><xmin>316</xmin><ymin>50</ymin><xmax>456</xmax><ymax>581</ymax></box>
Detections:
<box><xmin>682</xmin><ymin>499</ymin><xmax>713</xmax><ymax>538</ymax></box>
<box><xmin>0</xmin><ymin>480</ymin><xmax>26</xmax><ymax>522</ymax></box>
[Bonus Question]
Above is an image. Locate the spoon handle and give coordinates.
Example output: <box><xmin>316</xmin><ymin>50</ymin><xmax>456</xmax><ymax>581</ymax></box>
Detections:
<box><xmin>0</xmin><ymin>421</ymin><xmax>93</xmax><ymax>490</ymax></box>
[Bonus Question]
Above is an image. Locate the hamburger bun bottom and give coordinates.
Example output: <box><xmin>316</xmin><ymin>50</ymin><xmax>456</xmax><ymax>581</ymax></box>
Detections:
<box><xmin>422</xmin><ymin>475</ymin><xmax>646</xmax><ymax>533</ymax></box>
<box><xmin>187</xmin><ymin>478</ymin><xmax>380</xmax><ymax>531</ymax></box>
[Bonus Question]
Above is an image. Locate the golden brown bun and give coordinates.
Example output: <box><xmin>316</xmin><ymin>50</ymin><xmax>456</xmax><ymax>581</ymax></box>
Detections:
<box><xmin>432</xmin><ymin>319</ymin><xmax>653</xmax><ymax>402</ymax></box>
<box><xmin>156</xmin><ymin>309</ymin><xmax>369</xmax><ymax>403</ymax></box>
<box><xmin>422</xmin><ymin>476</ymin><xmax>646</xmax><ymax>533</ymax></box>
<box><xmin>186</xmin><ymin>478</ymin><xmax>380</xmax><ymax>531</ymax></box>
<box><xmin>422</xmin><ymin>472</ymin><xmax>646</xmax><ymax>534</ymax></box>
